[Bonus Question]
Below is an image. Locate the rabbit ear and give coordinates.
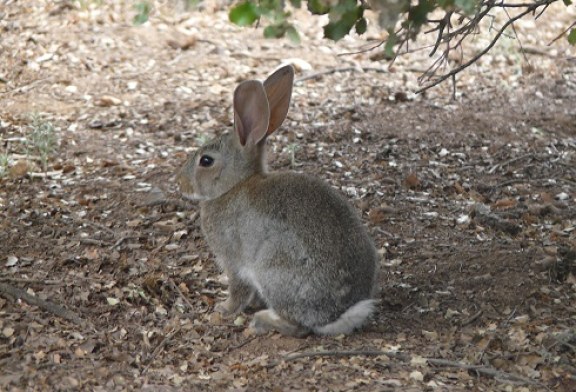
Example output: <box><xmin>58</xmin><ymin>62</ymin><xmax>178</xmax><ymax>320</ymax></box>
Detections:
<box><xmin>233</xmin><ymin>80</ymin><xmax>271</xmax><ymax>146</ymax></box>
<box><xmin>263</xmin><ymin>65</ymin><xmax>294</xmax><ymax>136</ymax></box>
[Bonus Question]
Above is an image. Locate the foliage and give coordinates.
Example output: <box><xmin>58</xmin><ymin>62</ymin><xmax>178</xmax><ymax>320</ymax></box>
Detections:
<box><xmin>569</xmin><ymin>27</ymin><xmax>576</xmax><ymax>44</ymax></box>
<box><xmin>27</xmin><ymin>114</ymin><xmax>57</xmax><ymax>172</ymax></box>
<box><xmin>230</xmin><ymin>0</ymin><xmax>302</xmax><ymax>42</ymax></box>
<box><xmin>226</xmin><ymin>0</ymin><xmax>573</xmax><ymax>90</ymax></box>
<box><xmin>133</xmin><ymin>1</ymin><xmax>152</xmax><ymax>25</ymax></box>
<box><xmin>75</xmin><ymin>0</ymin><xmax>104</xmax><ymax>10</ymax></box>
<box><xmin>0</xmin><ymin>154</ymin><xmax>8</xmax><ymax>178</ymax></box>
<box><xmin>227</xmin><ymin>0</ymin><xmax>573</xmax><ymax>46</ymax></box>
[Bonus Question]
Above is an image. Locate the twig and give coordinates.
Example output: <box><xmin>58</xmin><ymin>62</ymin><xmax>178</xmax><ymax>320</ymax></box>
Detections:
<box><xmin>143</xmin><ymin>198</ymin><xmax>190</xmax><ymax>210</ymax></box>
<box><xmin>296</xmin><ymin>67</ymin><xmax>387</xmax><ymax>83</ymax></box>
<box><xmin>227</xmin><ymin>335</ymin><xmax>259</xmax><ymax>352</ymax></box>
<box><xmin>488</xmin><ymin>153</ymin><xmax>535</xmax><ymax>174</ymax></box>
<box><xmin>141</xmin><ymin>327</ymin><xmax>180</xmax><ymax>374</ymax></box>
<box><xmin>0</xmin><ymin>77</ymin><xmax>50</xmax><ymax>95</ymax></box>
<box><xmin>284</xmin><ymin>350</ymin><xmax>409</xmax><ymax>362</ymax></box>
<box><xmin>427</xmin><ymin>11</ymin><xmax>452</xmax><ymax>57</ymax></box>
<box><xmin>167</xmin><ymin>278</ymin><xmax>195</xmax><ymax>313</ymax></box>
<box><xmin>80</xmin><ymin>219</ymin><xmax>116</xmax><ymax>236</ymax></box>
<box><xmin>461</xmin><ymin>310</ymin><xmax>483</xmax><ymax>326</ymax></box>
<box><xmin>545</xmin><ymin>329</ymin><xmax>576</xmax><ymax>353</ymax></box>
<box><xmin>426</xmin><ymin>358</ymin><xmax>544</xmax><ymax>386</ymax></box>
<box><xmin>548</xmin><ymin>20</ymin><xmax>576</xmax><ymax>45</ymax></box>
<box><xmin>110</xmin><ymin>235</ymin><xmax>138</xmax><ymax>250</ymax></box>
<box><xmin>150</xmin><ymin>236</ymin><xmax>171</xmax><ymax>256</ymax></box>
<box><xmin>494</xmin><ymin>177</ymin><xmax>576</xmax><ymax>189</ymax></box>
<box><xmin>80</xmin><ymin>238</ymin><xmax>111</xmax><ymax>246</ymax></box>
<box><xmin>0</xmin><ymin>282</ymin><xmax>89</xmax><ymax>327</ymax></box>
<box><xmin>0</xmin><ymin>277</ymin><xmax>66</xmax><ymax>285</ymax></box>
<box><xmin>337</xmin><ymin>41</ymin><xmax>386</xmax><ymax>56</ymax></box>
<box><xmin>278</xmin><ymin>349</ymin><xmax>545</xmax><ymax>386</ymax></box>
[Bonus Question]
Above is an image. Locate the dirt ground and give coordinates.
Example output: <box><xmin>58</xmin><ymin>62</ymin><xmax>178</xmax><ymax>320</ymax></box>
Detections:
<box><xmin>1</xmin><ymin>1</ymin><xmax>575</xmax><ymax>391</ymax></box>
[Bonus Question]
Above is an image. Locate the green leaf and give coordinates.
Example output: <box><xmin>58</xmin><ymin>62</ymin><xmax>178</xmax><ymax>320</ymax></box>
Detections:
<box><xmin>324</xmin><ymin>21</ymin><xmax>349</xmax><ymax>41</ymax></box>
<box><xmin>324</xmin><ymin>2</ymin><xmax>362</xmax><ymax>41</ymax></box>
<box><xmin>264</xmin><ymin>24</ymin><xmax>285</xmax><ymax>38</ymax></box>
<box><xmin>133</xmin><ymin>1</ymin><xmax>151</xmax><ymax>25</ymax></box>
<box><xmin>408</xmin><ymin>0</ymin><xmax>435</xmax><ymax>26</ymax></box>
<box><xmin>324</xmin><ymin>9</ymin><xmax>360</xmax><ymax>41</ymax></box>
<box><xmin>308</xmin><ymin>0</ymin><xmax>330</xmax><ymax>15</ymax></box>
<box><xmin>562</xmin><ymin>0</ymin><xmax>572</xmax><ymax>5</ymax></box>
<box><xmin>289</xmin><ymin>0</ymin><xmax>302</xmax><ymax>8</ymax></box>
<box><xmin>384</xmin><ymin>31</ymin><xmax>397</xmax><ymax>59</ymax></box>
<box><xmin>229</xmin><ymin>1</ymin><xmax>260</xmax><ymax>27</ymax></box>
<box><xmin>437</xmin><ymin>0</ymin><xmax>454</xmax><ymax>7</ymax></box>
<box><xmin>286</xmin><ymin>25</ymin><xmax>301</xmax><ymax>43</ymax></box>
<box><xmin>355</xmin><ymin>17</ymin><xmax>367</xmax><ymax>35</ymax></box>
<box><xmin>568</xmin><ymin>28</ymin><xmax>576</xmax><ymax>45</ymax></box>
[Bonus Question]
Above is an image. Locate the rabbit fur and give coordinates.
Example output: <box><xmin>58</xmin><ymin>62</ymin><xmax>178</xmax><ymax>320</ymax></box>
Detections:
<box><xmin>177</xmin><ymin>65</ymin><xmax>378</xmax><ymax>337</ymax></box>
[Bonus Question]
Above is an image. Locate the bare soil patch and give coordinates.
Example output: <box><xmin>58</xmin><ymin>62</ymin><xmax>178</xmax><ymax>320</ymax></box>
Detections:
<box><xmin>1</xmin><ymin>1</ymin><xmax>575</xmax><ymax>390</ymax></box>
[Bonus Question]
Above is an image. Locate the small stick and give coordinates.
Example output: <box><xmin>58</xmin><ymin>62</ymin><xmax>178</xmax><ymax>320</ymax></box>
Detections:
<box><xmin>144</xmin><ymin>199</ymin><xmax>190</xmax><ymax>210</ymax></box>
<box><xmin>296</xmin><ymin>67</ymin><xmax>388</xmax><ymax>83</ymax></box>
<box><xmin>227</xmin><ymin>335</ymin><xmax>259</xmax><ymax>352</ymax></box>
<box><xmin>110</xmin><ymin>236</ymin><xmax>138</xmax><ymax>250</ymax></box>
<box><xmin>284</xmin><ymin>350</ymin><xmax>409</xmax><ymax>362</ymax></box>
<box><xmin>461</xmin><ymin>310</ymin><xmax>483</xmax><ymax>326</ymax></box>
<box><xmin>167</xmin><ymin>278</ymin><xmax>195</xmax><ymax>313</ymax></box>
<box><xmin>280</xmin><ymin>350</ymin><xmax>545</xmax><ymax>386</ymax></box>
<box><xmin>81</xmin><ymin>220</ymin><xmax>116</xmax><ymax>236</ymax></box>
<box><xmin>80</xmin><ymin>238</ymin><xmax>111</xmax><ymax>246</ymax></box>
<box><xmin>548</xmin><ymin>20</ymin><xmax>576</xmax><ymax>46</ymax></box>
<box><xmin>426</xmin><ymin>358</ymin><xmax>544</xmax><ymax>386</ymax></box>
<box><xmin>488</xmin><ymin>153</ymin><xmax>534</xmax><ymax>174</ymax></box>
<box><xmin>141</xmin><ymin>327</ymin><xmax>180</xmax><ymax>374</ymax></box>
<box><xmin>0</xmin><ymin>282</ymin><xmax>88</xmax><ymax>327</ymax></box>
<box><xmin>0</xmin><ymin>277</ymin><xmax>64</xmax><ymax>285</ymax></box>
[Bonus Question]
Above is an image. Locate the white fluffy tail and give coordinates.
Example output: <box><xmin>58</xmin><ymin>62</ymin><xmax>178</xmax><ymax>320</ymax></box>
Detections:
<box><xmin>313</xmin><ymin>299</ymin><xmax>377</xmax><ymax>336</ymax></box>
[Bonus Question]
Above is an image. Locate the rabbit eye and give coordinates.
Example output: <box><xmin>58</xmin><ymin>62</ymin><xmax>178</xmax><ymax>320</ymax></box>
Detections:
<box><xmin>199</xmin><ymin>155</ymin><xmax>214</xmax><ymax>167</ymax></box>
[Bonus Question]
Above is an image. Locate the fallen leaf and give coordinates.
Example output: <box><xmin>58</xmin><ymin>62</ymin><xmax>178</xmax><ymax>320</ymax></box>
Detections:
<box><xmin>421</xmin><ymin>330</ymin><xmax>438</xmax><ymax>341</ymax></box>
<box><xmin>167</xmin><ymin>36</ymin><xmax>197</xmax><ymax>50</ymax></box>
<box><xmin>94</xmin><ymin>95</ymin><xmax>122</xmax><ymax>107</ymax></box>
<box><xmin>410</xmin><ymin>355</ymin><xmax>427</xmax><ymax>365</ymax></box>
<box><xmin>409</xmin><ymin>370</ymin><xmax>424</xmax><ymax>381</ymax></box>
<box><xmin>6</xmin><ymin>255</ymin><xmax>18</xmax><ymax>267</ymax></box>
<box><xmin>404</xmin><ymin>172</ymin><xmax>420</xmax><ymax>189</ymax></box>
<box><xmin>9</xmin><ymin>160</ymin><xmax>32</xmax><ymax>178</ymax></box>
<box><xmin>2</xmin><ymin>327</ymin><xmax>15</xmax><ymax>338</ymax></box>
<box><xmin>493</xmin><ymin>198</ymin><xmax>517</xmax><ymax>209</ymax></box>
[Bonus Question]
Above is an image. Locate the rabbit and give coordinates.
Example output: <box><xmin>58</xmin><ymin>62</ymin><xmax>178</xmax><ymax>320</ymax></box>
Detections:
<box><xmin>177</xmin><ymin>65</ymin><xmax>378</xmax><ymax>337</ymax></box>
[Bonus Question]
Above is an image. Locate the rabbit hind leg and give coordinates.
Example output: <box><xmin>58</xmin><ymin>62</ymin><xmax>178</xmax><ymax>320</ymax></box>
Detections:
<box><xmin>250</xmin><ymin>309</ymin><xmax>311</xmax><ymax>337</ymax></box>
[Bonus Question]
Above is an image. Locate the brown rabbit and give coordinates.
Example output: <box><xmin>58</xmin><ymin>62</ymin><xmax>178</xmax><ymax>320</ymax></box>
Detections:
<box><xmin>178</xmin><ymin>65</ymin><xmax>378</xmax><ymax>337</ymax></box>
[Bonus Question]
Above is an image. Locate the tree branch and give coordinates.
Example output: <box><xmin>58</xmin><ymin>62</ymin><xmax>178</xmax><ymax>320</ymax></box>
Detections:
<box><xmin>416</xmin><ymin>0</ymin><xmax>557</xmax><ymax>94</ymax></box>
<box><xmin>280</xmin><ymin>349</ymin><xmax>546</xmax><ymax>386</ymax></box>
<box><xmin>0</xmin><ymin>282</ymin><xmax>89</xmax><ymax>328</ymax></box>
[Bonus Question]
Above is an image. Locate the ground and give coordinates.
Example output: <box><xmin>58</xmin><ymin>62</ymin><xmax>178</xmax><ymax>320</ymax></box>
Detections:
<box><xmin>0</xmin><ymin>1</ymin><xmax>575</xmax><ymax>391</ymax></box>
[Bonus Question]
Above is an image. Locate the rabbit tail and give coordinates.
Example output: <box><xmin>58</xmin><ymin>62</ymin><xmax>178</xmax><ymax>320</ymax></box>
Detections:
<box><xmin>313</xmin><ymin>299</ymin><xmax>377</xmax><ymax>336</ymax></box>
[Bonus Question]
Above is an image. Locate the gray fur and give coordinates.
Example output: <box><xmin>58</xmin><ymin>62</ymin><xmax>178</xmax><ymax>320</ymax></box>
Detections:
<box><xmin>177</xmin><ymin>65</ymin><xmax>378</xmax><ymax>336</ymax></box>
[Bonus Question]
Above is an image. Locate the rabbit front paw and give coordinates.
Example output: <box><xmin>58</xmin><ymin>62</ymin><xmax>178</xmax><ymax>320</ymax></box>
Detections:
<box><xmin>214</xmin><ymin>297</ymin><xmax>241</xmax><ymax>317</ymax></box>
<box><xmin>249</xmin><ymin>309</ymin><xmax>310</xmax><ymax>337</ymax></box>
